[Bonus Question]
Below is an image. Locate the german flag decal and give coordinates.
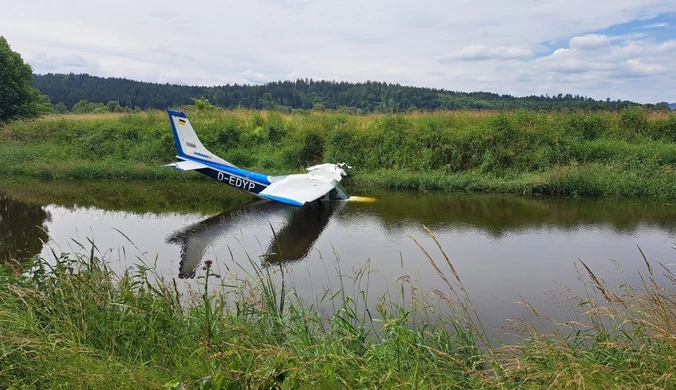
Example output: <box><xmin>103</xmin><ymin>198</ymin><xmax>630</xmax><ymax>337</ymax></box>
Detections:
<box><xmin>178</xmin><ymin>119</ymin><xmax>186</xmax><ymax>126</ymax></box>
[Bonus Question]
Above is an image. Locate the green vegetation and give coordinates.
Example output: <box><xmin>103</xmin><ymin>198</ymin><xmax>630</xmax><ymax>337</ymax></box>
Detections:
<box><xmin>1</xmin><ymin>231</ymin><xmax>673</xmax><ymax>388</ymax></box>
<box><xmin>2</xmin><ymin>108</ymin><xmax>676</xmax><ymax>198</ymax></box>
<box><xmin>33</xmin><ymin>73</ymin><xmax>666</xmax><ymax>113</ymax></box>
<box><xmin>0</xmin><ymin>36</ymin><xmax>52</xmax><ymax>122</ymax></box>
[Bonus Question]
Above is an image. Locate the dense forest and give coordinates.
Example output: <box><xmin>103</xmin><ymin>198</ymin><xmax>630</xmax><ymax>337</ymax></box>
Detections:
<box><xmin>33</xmin><ymin>73</ymin><xmax>670</xmax><ymax>113</ymax></box>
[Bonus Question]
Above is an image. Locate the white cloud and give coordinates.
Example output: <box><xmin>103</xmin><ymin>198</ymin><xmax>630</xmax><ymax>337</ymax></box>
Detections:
<box><xmin>242</xmin><ymin>70</ymin><xmax>270</xmax><ymax>84</ymax></box>
<box><xmin>625</xmin><ymin>58</ymin><xmax>668</xmax><ymax>75</ymax></box>
<box><xmin>438</xmin><ymin>45</ymin><xmax>534</xmax><ymax>62</ymax></box>
<box><xmin>610</xmin><ymin>39</ymin><xmax>676</xmax><ymax>60</ymax></box>
<box><xmin>542</xmin><ymin>59</ymin><xmax>617</xmax><ymax>73</ymax></box>
<box><xmin>1</xmin><ymin>0</ymin><xmax>676</xmax><ymax>102</ymax></box>
<box><xmin>498</xmin><ymin>37</ymin><xmax>676</xmax><ymax>100</ymax></box>
<box><xmin>569</xmin><ymin>34</ymin><xmax>611</xmax><ymax>50</ymax></box>
<box><xmin>638</xmin><ymin>22</ymin><xmax>669</xmax><ymax>29</ymax></box>
<box><xmin>24</xmin><ymin>51</ymin><xmax>101</xmax><ymax>75</ymax></box>
<box><xmin>159</xmin><ymin>71</ymin><xmax>185</xmax><ymax>85</ymax></box>
<box><xmin>477</xmin><ymin>76</ymin><xmax>495</xmax><ymax>83</ymax></box>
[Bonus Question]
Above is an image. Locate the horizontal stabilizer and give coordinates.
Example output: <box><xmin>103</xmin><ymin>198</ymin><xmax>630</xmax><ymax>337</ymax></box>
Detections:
<box><xmin>259</xmin><ymin>175</ymin><xmax>336</xmax><ymax>206</ymax></box>
<box><xmin>163</xmin><ymin>160</ymin><xmax>208</xmax><ymax>171</ymax></box>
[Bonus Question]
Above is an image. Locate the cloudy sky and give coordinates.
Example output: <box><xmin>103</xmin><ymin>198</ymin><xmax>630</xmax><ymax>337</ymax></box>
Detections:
<box><xmin>2</xmin><ymin>0</ymin><xmax>675</xmax><ymax>103</ymax></box>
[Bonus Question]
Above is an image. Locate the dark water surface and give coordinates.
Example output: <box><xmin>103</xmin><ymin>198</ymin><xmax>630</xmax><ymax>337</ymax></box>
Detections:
<box><xmin>2</xmin><ymin>185</ymin><xmax>676</xmax><ymax>340</ymax></box>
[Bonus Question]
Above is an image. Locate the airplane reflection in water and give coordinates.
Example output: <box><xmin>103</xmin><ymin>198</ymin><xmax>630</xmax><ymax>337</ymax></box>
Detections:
<box><xmin>166</xmin><ymin>200</ymin><xmax>344</xmax><ymax>278</ymax></box>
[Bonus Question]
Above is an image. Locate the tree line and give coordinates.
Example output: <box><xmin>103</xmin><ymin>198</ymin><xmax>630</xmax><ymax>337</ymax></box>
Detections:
<box><xmin>1</xmin><ymin>29</ymin><xmax>671</xmax><ymax>124</ymax></box>
<box><xmin>33</xmin><ymin>73</ymin><xmax>670</xmax><ymax>114</ymax></box>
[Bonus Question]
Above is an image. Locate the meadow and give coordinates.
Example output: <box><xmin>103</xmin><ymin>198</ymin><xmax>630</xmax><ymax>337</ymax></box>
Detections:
<box><xmin>1</xmin><ymin>107</ymin><xmax>676</xmax><ymax>197</ymax></box>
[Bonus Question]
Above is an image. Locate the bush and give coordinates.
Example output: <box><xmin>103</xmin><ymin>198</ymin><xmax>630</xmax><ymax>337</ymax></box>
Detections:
<box><xmin>620</xmin><ymin>106</ymin><xmax>648</xmax><ymax>136</ymax></box>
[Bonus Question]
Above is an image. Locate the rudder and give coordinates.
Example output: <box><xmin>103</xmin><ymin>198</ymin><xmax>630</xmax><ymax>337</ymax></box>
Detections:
<box><xmin>167</xmin><ymin>110</ymin><xmax>235</xmax><ymax>167</ymax></box>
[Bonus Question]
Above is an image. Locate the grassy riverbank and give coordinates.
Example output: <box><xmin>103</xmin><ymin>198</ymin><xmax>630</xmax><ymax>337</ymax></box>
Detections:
<box><xmin>1</xmin><ymin>108</ymin><xmax>676</xmax><ymax>197</ymax></box>
<box><xmin>1</xmin><ymin>235</ymin><xmax>674</xmax><ymax>389</ymax></box>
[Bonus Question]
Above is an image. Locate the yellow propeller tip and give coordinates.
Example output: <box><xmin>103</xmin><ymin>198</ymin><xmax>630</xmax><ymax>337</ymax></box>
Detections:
<box><xmin>347</xmin><ymin>196</ymin><xmax>377</xmax><ymax>203</ymax></box>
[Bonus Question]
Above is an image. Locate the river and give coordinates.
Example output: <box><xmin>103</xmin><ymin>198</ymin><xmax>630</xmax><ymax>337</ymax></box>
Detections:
<box><xmin>2</xmin><ymin>183</ymin><xmax>675</xmax><ymax>341</ymax></box>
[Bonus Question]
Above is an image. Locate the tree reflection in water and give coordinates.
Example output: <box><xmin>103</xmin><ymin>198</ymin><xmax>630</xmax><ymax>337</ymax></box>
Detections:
<box><xmin>0</xmin><ymin>195</ymin><xmax>50</xmax><ymax>264</ymax></box>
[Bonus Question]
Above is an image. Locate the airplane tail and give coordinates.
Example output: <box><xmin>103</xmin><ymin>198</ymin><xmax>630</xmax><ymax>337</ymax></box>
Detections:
<box><xmin>167</xmin><ymin>110</ymin><xmax>235</xmax><ymax>167</ymax></box>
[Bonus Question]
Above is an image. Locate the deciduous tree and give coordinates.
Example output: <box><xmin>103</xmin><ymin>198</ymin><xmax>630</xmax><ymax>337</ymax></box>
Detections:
<box><xmin>0</xmin><ymin>36</ymin><xmax>51</xmax><ymax>121</ymax></box>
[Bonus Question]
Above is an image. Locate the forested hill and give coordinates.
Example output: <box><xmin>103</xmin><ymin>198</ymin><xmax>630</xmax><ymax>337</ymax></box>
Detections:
<box><xmin>33</xmin><ymin>73</ymin><xmax>660</xmax><ymax>112</ymax></box>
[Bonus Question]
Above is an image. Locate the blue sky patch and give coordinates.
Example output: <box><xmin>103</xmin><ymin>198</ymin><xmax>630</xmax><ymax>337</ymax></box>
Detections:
<box><xmin>535</xmin><ymin>12</ymin><xmax>675</xmax><ymax>58</ymax></box>
<box><xmin>597</xmin><ymin>12</ymin><xmax>675</xmax><ymax>39</ymax></box>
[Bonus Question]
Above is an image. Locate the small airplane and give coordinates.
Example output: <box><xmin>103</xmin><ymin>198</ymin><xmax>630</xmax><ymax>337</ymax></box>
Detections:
<box><xmin>163</xmin><ymin>110</ymin><xmax>351</xmax><ymax>206</ymax></box>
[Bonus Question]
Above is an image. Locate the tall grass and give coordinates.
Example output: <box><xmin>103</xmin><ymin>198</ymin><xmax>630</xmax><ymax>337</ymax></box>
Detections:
<box><xmin>1</xmin><ymin>229</ymin><xmax>674</xmax><ymax>389</ymax></box>
<box><xmin>497</xmin><ymin>253</ymin><xmax>676</xmax><ymax>389</ymax></box>
<box><xmin>0</xmin><ymin>235</ymin><xmax>484</xmax><ymax>388</ymax></box>
<box><xmin>1</xmin><ymin>108</ymin><xmax>676</xmax><ymax>197</ymax></box>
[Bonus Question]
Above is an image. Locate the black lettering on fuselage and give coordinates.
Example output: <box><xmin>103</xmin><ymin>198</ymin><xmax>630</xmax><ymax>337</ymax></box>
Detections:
<box><xmin>186</xmin><ymin>142</ymin><xmax>196</xmax><ymax>148</ymax></box>
<box><xmin>202</xmin><ymin>169</ymin><xmax>264</xmax><ymax>194</ymax></box>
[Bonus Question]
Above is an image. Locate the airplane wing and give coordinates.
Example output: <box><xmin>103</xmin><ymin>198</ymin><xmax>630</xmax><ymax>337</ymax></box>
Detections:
<box><xmin>258</xmin><ymin>175</ymin><xmax>337</xmax><ymax>207</ymax></box>
<box><xmin>163</xmin><ymin>160</ymin><xmax>208</xmax><ymax>171</ymax></box>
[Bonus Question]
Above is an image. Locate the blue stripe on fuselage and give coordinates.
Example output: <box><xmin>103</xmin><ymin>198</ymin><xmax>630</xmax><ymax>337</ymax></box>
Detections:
<box><xmin>197</xmin><ymin>167</ymin><xmax>269</xmax><ymax>195</ymax></box>
<box><xmin>180</xmin><ymin>155</ymin><xmax>272</xmax><ymax>186</ymax></box>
